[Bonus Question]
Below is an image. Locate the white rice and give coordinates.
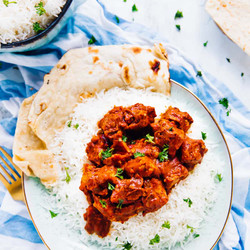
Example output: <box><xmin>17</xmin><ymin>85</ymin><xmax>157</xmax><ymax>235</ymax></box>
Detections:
<box><xmin>0</xmin><ymin>0</ymin><xmax>66</xmax><ymax>44</ymax></box>
<box><xmin>48</xmin><ymin>87</ymin><xmax>223</xmax><ymax>249</ymax></box>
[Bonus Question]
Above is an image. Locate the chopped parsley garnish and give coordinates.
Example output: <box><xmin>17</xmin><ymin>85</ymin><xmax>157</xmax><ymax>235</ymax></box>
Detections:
<box><xmin>115</xmin><ymin>168</ymin><xmax>124</xmax><ymax>179</ymax></box>
<box><xmin>122</xmin><ymin>241</ymin><xmax>132</xmax><ymax>250</ymax></box>
<box><xmin>196</xmin><ymin>71</ymin><xmax>202</xmax><ymax>77</ymax></box>
<box><xmin>134</xmin><ymin>152</ymin><xmax>145</xmax><ymax>158</ymax></box>
<box><xmin>176</xmin><ymin>24</ymin><xmax>181</xmax><ymax>31</ymax></box>
<box><xmin>145</xmin><ymin>134</ymin><xmax>154</xmax><ymax>144</ymax></box>
<box><xmin>115</xmin><ymin>237</ymin><xmax>118</xmax><ymax>241</ymax></box>
<box><xmin>100</xmin><ymin>147</ymin><xmax>114</xmax><ymax>160</ymax></box>
<box><xmin>123</xmin><ymin>0</ymin><xmax>127</xmax><ymax>2</ymax></box>
<box><xmin>183</xmin><ymin>198</ymin><xmax>192</xmax><ymax>207</ymax></box>
<box><xmin>108</xmin><ymin>182</ymin><xmax>115</xmax><ymax>191</ymax></box>
<box><xmin>67</xmin><ymin>121</ymin><xmax>72</xmax><ymax>127</ymax></box>
<box><xmin>65</xmin><ymin>167</ymin><xmax>71</xmax><ymax>184</ymax></box>
<box><xmin>115</xmin><ymin>15</ymin><xmax>120</xmax><ymax>23</ymax></box>
<box><xmin>3</xmin><ymin>0</ymin><xmax>16</xmax><ymax>7</ymax></box>
<box><xmin>175</xmin><ymin>10</ymin><xmax>183</xmax><ymax>19</ymax></box>
<box><xmin>201</xmin><ymin>131</ymin><xmax>207</xmax><ymax>140</ymax></box>
<box><xmin>203</xmin><ymin>41</ymin><xmax>208</xmax><ymax>47</ymax></box>
<box><xmin>158</xmin><ymin>144</ymin><xmax>169</xmax><ymax>162</ymax></box>
<box><xmin>187</xmin><ymin>225</ymin><xmax>194</xmax><ymax>233</ymax></box>
<box><xmin>99</xmin><ymin>199</ymin><xmax>107</xmax><ymax>208</ymax></box>
<box><xmin>162</xmin><ymin>221</ymin><xmax>170</xmax><ymax>229</ymax></box>
<box><xmin>132</xmin><ymin>4</ymin><xmax>138</xmax><ymax>12</ymax></box>
<box><xmin>133</xmin><ymin>152</ymin><xmax>145</xmax><ymax>158</ymax></box>
<box><xmin>149</xmin><ymin>234</ymin><xmax>160</xmax><ymax>245</ymax></box>
<box><xmin>169</xmin><ymin>126</ymin><xmax>173</xmax><ymax>131</ymax></box>
<box><xmin>116</xmin><ymin>199</ymin><xmax>124</xmax><ymax>209</ymax></box>
<box><xmin>215</xmin><ymin>173</ymin><xmax>223</xmax><ymax>182</ymax></box>
<box><xmin>74</xmin><ymin>123</ymin><xmax>79</xmax><ymax>129</ymax></box>
<box><xmin>88</xmin><ymin>35</ymin><xmax>97</xmax><ymax>45</ymax></box>
<box><xmin>241</xmin><ymin>72</ymin><xmax>244</xmax><ymax>77</ymax></box>
<box><xmin>122</xmin><ymin>135</ymin><xmax>128</xmax><ymax>142</ymax></box>
<box><xmin>49</xmin><ymin>210</ymin><xmax>58</xmax><ymax>218</ymax></box>
<box><xmin>219</xmin><ymin>98</ymin><xmax>229</xmax><ymax>109</ymax></box>
<box><xmin>226</xmin><ymin>58</ymin><xmax>231</xmax><ymax>63</ymax></box>
<box><xmin>193</xmin><ymin>233</ymin><xmax>200</xmax><ymax>238</ymax></box>
<box><xmin>227</xmin><ymin>109</ymin><xmax>231</xmax><ymax>116</ymax></box>
<box><xmin>33</xmin><ymin>22</ymin><xmax>44</xmax><ymax>33</ymax></box>
<box><xmin>35</xmin><ymin>2</ymin><xmax>46</xmax><ymax>16</ymax></box>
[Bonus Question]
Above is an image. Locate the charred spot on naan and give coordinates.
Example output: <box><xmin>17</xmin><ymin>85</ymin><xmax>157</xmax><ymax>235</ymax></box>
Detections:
<box><xmin>149</xmin><ymin>60</ymin><xmax>161</xmax><ymax>74</ymax></box>
<box><xmin>131</xmin><ymin>47</ymin><xmax>142</xmax><ymax>54</ymax></box>
<box><xmin>88</xmin><ymin>47</ymin><xmax>99</xmax><ymax>53</ymax></box>
<box><xmin>93</xmin><ymin>56</ymin><xmax>99</xmax><ymax>63</ymax></box>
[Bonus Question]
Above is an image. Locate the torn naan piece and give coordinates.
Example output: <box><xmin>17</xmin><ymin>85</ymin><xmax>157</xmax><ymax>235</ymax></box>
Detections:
<box><xmin>13</xmin><ymin>43</ymin><xmax>171</xmax><ymax>186</ymax></box>
<box><xmin>206</xmin><ymin>0</ymin><xmax>250</xmax><ymax>56</ymax></box>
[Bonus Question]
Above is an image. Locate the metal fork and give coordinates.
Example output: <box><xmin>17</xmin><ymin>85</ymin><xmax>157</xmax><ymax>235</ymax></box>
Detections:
<box><xmin>0</xmin><ymin>147</ymin><xmax>24</xmax><ymax>201</ymax></box>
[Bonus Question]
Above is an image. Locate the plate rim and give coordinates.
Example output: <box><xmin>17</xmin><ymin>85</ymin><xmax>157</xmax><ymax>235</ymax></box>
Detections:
<box><xmin>22</xmin><ymin>79</ymin><xmax>234</xmax><ymax>250</ymax></box>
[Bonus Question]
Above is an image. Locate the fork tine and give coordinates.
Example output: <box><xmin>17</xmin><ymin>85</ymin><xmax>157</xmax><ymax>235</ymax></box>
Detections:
<box><xmin>0</xmin><ymin>147</ymin><xmax>21</xmax><ymax>177</ymax></box>
<box><xmin>0</xmin><ymin>154</ymin><xmax>20</xmax><ymax>180</ymax></box>
<box><xmin>0</xmin><ymin>172</ymin><xmax>11</xmax><ymax>189</ymax></box>
<box><xmin>0</xmin><ymin>162</ymin><xmax>13</xmax><ymax>182</ymax></box>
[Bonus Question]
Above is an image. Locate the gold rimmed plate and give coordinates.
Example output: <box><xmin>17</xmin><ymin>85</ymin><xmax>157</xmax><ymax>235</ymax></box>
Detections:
<box><xmin>22</xmin><ymin>80</ymin><xmax>233</xmax><ymax>250</ymax></box>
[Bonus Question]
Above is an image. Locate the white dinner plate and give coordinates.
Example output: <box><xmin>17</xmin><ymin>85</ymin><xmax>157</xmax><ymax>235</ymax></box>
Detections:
<box><xmin>22</xmin><ymin>80</ymin><xmax>233</xmax><ymax>250</ymax></box>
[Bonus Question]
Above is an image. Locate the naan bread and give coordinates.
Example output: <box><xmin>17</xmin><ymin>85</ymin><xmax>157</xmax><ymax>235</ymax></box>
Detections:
<box><xmin>13</xmin><ymin>43</ymin><xmax>170</xmax><ymax>186</ymax></box>
<box><xmin>13</xmin><ymin>94</ymin><xmax>58</xmax><ymax>185</ymax></box>
<box><xmin>206</xmin><ymin>0</ymin><xmax>250</xmax><ymax>56</ymax></box>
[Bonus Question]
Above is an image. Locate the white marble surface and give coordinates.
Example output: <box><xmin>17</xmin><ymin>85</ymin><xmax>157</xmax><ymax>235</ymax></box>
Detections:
<box><xmin>102</xmin><ymin>0</ymin><xmax>250</xmax><ymax>108</ymax></box>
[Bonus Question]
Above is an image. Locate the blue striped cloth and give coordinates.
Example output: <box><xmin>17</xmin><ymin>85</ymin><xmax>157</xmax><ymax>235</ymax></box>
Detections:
<box><xmin>0</xmin><ymin>1</ymin><xmax>249</xmax><ymax>249</ymax></box>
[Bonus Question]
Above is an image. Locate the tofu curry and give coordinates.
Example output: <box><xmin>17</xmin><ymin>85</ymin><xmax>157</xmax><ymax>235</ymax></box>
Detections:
<box><xmin>79</xmin><ymin>104</ymin><xmax>207</xmax><ymax>237</ymax></box>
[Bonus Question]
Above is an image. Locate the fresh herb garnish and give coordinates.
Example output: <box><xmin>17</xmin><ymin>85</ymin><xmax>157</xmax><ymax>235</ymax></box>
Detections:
<box><xmin>183</xmin><ymin>198</ymin><xmax>192</xmax><ymax>207</ymax></box>
<box><xmin>169</xmin><ymin>127</ymin><xmax>173</xmax><ymax>131</ymax></box>
<box><xmin>99</xmin><ymin>199</ymin><xmax>107</xmax><ymax>208</ymax></box>
<box><xmin>67</xmin><ymin>121</ymin><xmax>72</xmax><ymax>127</ymax></box>
<box><xmin>132</xmin><ymin>4</ymin><xmax>138</xmax><ymax>12</ymax></box>
<box><xmin>49</xmin><ymin>210</ymin><xmax>58</xmax><ymax>218</ymax></box>
<box><xmin>149</xmin><ymin>234</ymin><xmax>160</xmax><ymax>245</ymax></box>
<box><xmin>193</xmin><ymin>233</ymin><xmax>200</xmax><ymax>238</ymax></box>
<box><xmin>3</xmin><ymin>0</ymin><xmax>17</xmax><ymax>7</ymax></box>
<box><xmin>115</xmin><ymin>15</ymin><xmax>120</xmax><ymax>23</ymax></box>
<box><xmin>158</xmin><ymin>144</ymin><xmax>169</xmax><ymax>162</ymax></box>
<box><xmin>123</xmin><ymin>0</ymin><xmax>127</xmax><ymax>2</ymax></box>
<box><xmin>35</xmin><ymin>1</ymin><xmax>46</xmax><ymax>16</ymax></box>
<box><xmin>162</xmin><ymin>221</ymin><xmax>170</xmax><ymax>229</ymax></box>
<box><xmin>196</xmin><ymin>71</ymin><xmax>202</xmax><ymax>77</ymax></box>
<box><xmin>33</xmin><ymin>22</ymin><xmax>44</xmax><ymax>33</ymax></box>
<box><xmin>219</xmin><ymin>98</ymin><xmax>229</xmax><ymax>109</ymax></box>
<box><xmin>65</xmin><ymin>167</ymin><xmax>71</xmax><ymax>184</ymax></box>
<box><xmin>116</xmin><ymin>199</ymin><xmax>124</xmax><ymax>209</ymax></box>
<box><xmin>201</xmin><ymin>132</ymin><xmax>206</xmax><ymax>140</ymax></box>
<box><xmin>133</xmin><ymin>152</ymin><xmax>145</xmax><ymax>158</ymax></box>
<box><xmin>187</xmin><ymin>225</ymin><xmax>194</xmax><ymax>233</ymax></box>
<box><xmin>108</xmin><ymin>182</ymin><xmax>115</xmax><ymax>191</ymax></box>
<box><xmin>88</xmin><ymin>35</ymin><xmax>97</xmax><ymax>45</ymax></box>
<box><xmin>215</xmin><ymin>173</ymin><xmax>223</xmax><ymax>182</ymax></box>
<box><xmin>122</xmin><ymin>135</ymin><xmax>127</xmax><ymax>142</ymax></box>
<box><xmin>122</xmin><ymin>241</ymin><xmax>132</xmax><ymax>250</ymax></box>
<box><xmin>226</xmin><ymin>58</ymin><xmax>231</xmax><ymax>63</ymax></box>
<box><xmin>115</xmin><ymin>168</ymin><xmax>124</xmax><ymax>179</ymax></box>
<box><xmin>74</xmin><ymin>123</ymin><xmax>79</xmax><ymax>129</ymax></box>
<box><xmin>175</xmin><ymin>10</ymin><xmax>183</xmax><ymax>19</ymax></box>
<box><xmin>115</xmin><ymin>237</ymin><xmax>118</xmax><ymax>241</ymax></box>
<box><xmin>241</xmin><ymin>72</ymin><xmax>244</xmax><ymax>77</ymax></box>
<box><xmin>100</xmin><ymin>147</ymin><xmax>114</xmax><ymax>160</ymax></box>
<box><xmin>176</xmin><ymin>24</ymin><xmax>181</xmax><ymax>31</ymax></box>
<box><xmin>226</xmin><ymin>109</ymin><xmax>231</xmax><ymax>116</ymax></box>
<box><xmin>203</xmin><ymin>41</ymin><xmax>208</xmax><ymax>47</ymax></box>
<box><xmin>131</xmin><ymin>140</ymin><xmax>136</xmax><ymax>144</ymax></box>
<box><xmin>145</xmin><ymin>134</ymin><xmax>154</xmax><ymax>144</ymax></box>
